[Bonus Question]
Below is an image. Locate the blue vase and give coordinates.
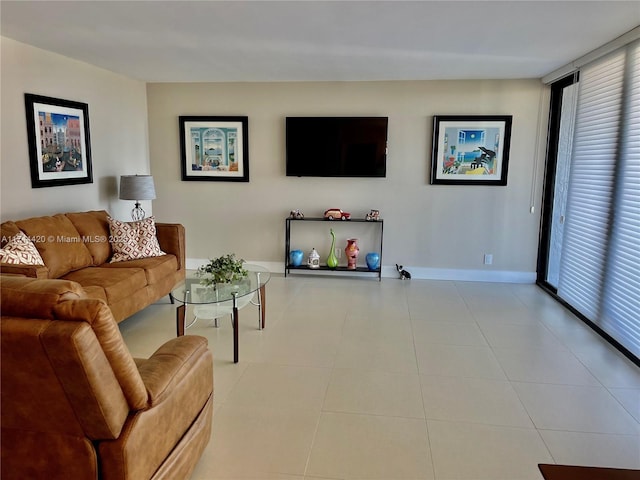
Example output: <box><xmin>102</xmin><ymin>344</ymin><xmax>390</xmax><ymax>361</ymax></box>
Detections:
<box><xmin>290</xmin><ymin>249</ymin><xmax>304</xmax><ymax>267</ymax></box>
<box><xmin>366</xmin><ymin>252</ymin><xmax>380</xmax><ymax>271</ymax></box>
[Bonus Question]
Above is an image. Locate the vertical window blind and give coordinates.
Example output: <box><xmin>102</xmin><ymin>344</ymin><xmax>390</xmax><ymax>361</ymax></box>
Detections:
<box><xmin>558</xmin><ymin>50</ymin><xmax>624</xmax><ymax>319</ymax></box>
<box><xmin>558</xmin><ymin>41</ymin><xmax>640</xmax><ymax>358</ymax></box>
<box><xmin>601</xmin><ymin>44</ymin><xmax>640</xmax><ymax>357</ymax></box>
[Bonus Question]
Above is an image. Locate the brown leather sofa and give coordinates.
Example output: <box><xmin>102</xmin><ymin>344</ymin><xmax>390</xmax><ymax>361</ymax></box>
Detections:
<box><xmin>0</xmin><ymin>275</ymin><xmax>213</xmax><ymax>479</ymax></box>
<box><xmin>0</xmin><ymin>210</ymin><xmax>185</xmax><ymax>322</ymax></box>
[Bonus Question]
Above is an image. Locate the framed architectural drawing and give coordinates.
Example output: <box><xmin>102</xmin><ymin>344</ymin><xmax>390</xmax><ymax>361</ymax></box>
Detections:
<box><xmin>179</xmin><ymin>116</ymin><xmax>249</xmax><ymax>182</ymax></box>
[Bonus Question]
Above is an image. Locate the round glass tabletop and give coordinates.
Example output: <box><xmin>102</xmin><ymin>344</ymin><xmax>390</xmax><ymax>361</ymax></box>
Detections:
<box><xmin>170</xmin><ymin>264</ymin><xmax>271</xmax><ymax>306</ymax></box>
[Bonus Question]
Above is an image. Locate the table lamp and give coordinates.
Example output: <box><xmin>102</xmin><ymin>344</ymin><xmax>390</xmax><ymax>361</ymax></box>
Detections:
<box><xmin>119</xmin><ymin>175</ymin><xmax>156</xmax><ymax>221</ymax></box>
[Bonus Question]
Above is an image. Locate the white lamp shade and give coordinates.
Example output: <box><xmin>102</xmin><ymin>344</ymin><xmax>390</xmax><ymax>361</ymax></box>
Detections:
<box><xmin>119</xmin><ymin>175</ymin><xmax>156</xmax><ymax>200</ymax></box>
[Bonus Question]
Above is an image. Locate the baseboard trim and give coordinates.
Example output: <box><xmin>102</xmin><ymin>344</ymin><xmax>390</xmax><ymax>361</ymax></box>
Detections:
<box><xmin>387</xmin><ymin>266</ymin><xmax>536</xmax><ymax>283</ymax></box>
<box><xmin>187</xmin><ymin>258</ymin><xmax>535</xmax><ymax>284</ymax></box>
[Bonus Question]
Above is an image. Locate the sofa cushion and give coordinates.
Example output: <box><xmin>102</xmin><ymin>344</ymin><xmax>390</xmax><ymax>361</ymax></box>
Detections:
<box><xmin>16</xmin><ymin>214</ymin><xmax>93</xmax><ymax>278</ymax></box>
<box><xmin>61</xmin><ymin>267</ymin><xmax>147</xmax><ymax>304</ymax></box>
<box><xmin>0</xmin><ymin>231</ymin><xmax>45</xmax><ymax>266</ymax></box>
<box><xmin>81</xmin><ymin>285</ymin><xmax>108</xmax><ymax>302</ymax></box>
<box><xmin>1</xmin><ymin>221</ymin><xmax>21</xmax><ymax>248</ymax></box>
<box><xmin>102</xmin><ymin>254</ymin><xmax>178</xmax><ymax>285</ymax></box>
<box><xmin>108</xmin><ymin>216</ymin><xmax>166</xmax><ymax>263</ymax></box>
<box><xmin>66</xmin><ymin>210</ymin><xmax>112</xmax><ymax>265</ymax></box>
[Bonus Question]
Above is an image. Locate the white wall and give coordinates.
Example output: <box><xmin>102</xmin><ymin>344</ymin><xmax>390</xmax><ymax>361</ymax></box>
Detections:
<box><xmin>0</xmin><ymin>37</ymin><xmax>151</xmax><ymax>221</ymax></box>
<box><xmin>147</xmin><ymin>80</ymin><xmax>549</xmax><ymax>281</ymax></box>
<box><xmin>0</xmin><ymin>37</ymin><xmax>548</xmax><ymax>281</ymax></box>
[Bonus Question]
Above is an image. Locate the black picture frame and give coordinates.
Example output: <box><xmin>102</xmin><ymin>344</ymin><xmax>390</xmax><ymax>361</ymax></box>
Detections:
<box><xmin>431</xmin><ymin>115</ymin><xmax>512</xmax><ymax>186</ymax></box>
<box><xmin>179</xmin><ymin>116</ymin><xmax>249</xmax><ymax>182</ymax></box>
<box><xmin>24</xmin><ymin>93</ymin><xmax>93</xmax><ymax>188</ymax></box>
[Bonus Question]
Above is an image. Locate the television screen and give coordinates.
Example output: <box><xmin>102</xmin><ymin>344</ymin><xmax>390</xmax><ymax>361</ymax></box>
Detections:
<box><xmin>286</xmin><ymin>117</ymin><xmax>388</xmax><ymax>177</ymax></box>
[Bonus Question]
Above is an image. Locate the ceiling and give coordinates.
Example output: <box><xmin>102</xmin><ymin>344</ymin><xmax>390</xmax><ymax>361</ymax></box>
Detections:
<box><xmin>1</xmin><ymin>1</ymin><xmax>639</xmax><ymax>83</ymax></box>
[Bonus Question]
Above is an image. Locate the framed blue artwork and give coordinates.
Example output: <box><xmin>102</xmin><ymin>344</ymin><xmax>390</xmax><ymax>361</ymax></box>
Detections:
<box><xmin>431</xmin><ymin>115</ymin><xmax>512</xmax><ymax>186</ymax></box>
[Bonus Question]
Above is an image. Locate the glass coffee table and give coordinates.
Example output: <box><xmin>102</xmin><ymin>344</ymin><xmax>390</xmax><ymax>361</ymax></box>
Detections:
<box><xmin>170</xmin><ymin>264</ymin><xmax>270</xmax><ymax>363</ymax></box>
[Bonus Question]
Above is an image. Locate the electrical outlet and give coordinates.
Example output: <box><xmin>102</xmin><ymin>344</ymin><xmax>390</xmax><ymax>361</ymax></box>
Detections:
<box><xmin>484</xmin><ymin>254</ymin><xmax>493</xmax><ymax>265</ymax></box>
<box><xmin>335</xmin><ymin>247</ymin><xmax>342</xmax><ymax>259</ymax></box>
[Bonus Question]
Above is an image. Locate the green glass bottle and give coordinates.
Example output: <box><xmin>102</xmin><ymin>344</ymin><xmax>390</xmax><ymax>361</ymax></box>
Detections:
<box><xmin>326</xmin><ymin>228</ymin><xmax>338</xmax><ymax>269</ymax></box>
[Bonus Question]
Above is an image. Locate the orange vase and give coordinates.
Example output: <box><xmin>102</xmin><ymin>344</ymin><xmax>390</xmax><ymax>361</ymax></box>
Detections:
<box><xmin>345</xmin><ymin>238</ymin><xmax>359</xmax><ymax>270</ymax></box>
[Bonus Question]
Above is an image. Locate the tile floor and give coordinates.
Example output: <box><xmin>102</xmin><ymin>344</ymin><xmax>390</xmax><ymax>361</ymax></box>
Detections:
<box><xmin>119</xmin><ymin>276</ymin><xmax>640</xmax><ymax>480</ymax></box>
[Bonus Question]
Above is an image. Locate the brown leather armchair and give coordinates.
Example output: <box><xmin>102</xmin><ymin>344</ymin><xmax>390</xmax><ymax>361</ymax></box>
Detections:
<box><xmin>0</xmin><ymin>276</ymin><xmax>213</xmax><ymax>479</ymax></box>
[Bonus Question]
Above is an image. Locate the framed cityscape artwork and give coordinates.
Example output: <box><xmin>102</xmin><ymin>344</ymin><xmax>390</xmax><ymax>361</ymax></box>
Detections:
<box><xmin>24</xmin><ymin>94</ymin><xmax>93</xmax><ymax>188</ymax></box>
<box><xmin>179</xmin><ymin>116</ymin><xmax>249</xmax><ymax>182</ymax></box>
<box><xmin>431</xmin><ymin>115</ymin><xmax>512</xmax><ymax>186</ymax></box>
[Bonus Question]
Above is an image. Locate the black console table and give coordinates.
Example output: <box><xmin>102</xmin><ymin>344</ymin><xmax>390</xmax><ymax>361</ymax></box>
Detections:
<box><xmin>285</xmin><ymin>217</ymin><xmax>384</xmax><ymax>281</ymax></box>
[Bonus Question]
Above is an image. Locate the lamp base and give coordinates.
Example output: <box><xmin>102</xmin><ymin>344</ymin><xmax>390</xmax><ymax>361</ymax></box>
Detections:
<box><xmin>131</xmin><ymin>202</ymin><xmax>146</xmax><ymax>221</ymax></box>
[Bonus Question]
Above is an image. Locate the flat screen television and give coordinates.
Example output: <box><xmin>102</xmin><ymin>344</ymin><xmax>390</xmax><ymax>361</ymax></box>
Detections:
<box><xmin>286</xmin><ymin>117</ymin><xmax>388</xmax><ymax>177</ymax></box>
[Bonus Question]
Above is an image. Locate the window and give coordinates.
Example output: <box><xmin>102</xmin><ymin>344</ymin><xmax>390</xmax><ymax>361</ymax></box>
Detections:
<box><xmin>538</xmin><ymin>40</ymin><xmax>640</xmax><ymax>361</ymax></box>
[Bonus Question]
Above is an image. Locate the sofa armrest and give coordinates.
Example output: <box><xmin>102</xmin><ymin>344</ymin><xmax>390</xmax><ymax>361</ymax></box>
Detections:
<box><xmin>136</xmin><ymin>335</ymin><xmax>211</xmax><ymax>407</ymax></box>
<box><xmin>155</xmin><ymin>223</ymin><xmax>185</xmax><ymax>271</ymax></box>
<box><xmin>0</xmin><ymin>264</ymin><xmax>49</xmax><ymax>278</ymax></box>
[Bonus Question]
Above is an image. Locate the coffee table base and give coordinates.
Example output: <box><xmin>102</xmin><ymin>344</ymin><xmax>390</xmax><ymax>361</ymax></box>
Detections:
<box><xmin>175</xmin><ymin>286</ymin><xmax>266</xmax><ymax>364</ymax></box>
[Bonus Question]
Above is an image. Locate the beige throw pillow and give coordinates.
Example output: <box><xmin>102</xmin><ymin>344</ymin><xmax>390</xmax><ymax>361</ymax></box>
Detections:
<box><xmin>108</xmin><ymin>216</ymin><xmax>166</xmax><ymax>263</ymax></box>
<box><xmin>0</xmin><ymin>231</ymin><xmax>45</xmax><ymax>265</ymax></box>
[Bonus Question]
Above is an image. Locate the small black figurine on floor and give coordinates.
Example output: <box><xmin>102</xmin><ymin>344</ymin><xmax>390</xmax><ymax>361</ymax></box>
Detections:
<box><xmin>396</xmin><ymin>264</ymin><xmax>411</xmax><ymax>280</ymax></box>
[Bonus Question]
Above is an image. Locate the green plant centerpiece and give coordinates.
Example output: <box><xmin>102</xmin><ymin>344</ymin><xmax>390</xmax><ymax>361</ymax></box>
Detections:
<box><xmin>196</xmin><ymin>253</ymin><xmax>248</xmax><ymax>287</ymax></box>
